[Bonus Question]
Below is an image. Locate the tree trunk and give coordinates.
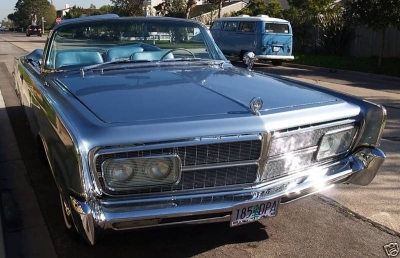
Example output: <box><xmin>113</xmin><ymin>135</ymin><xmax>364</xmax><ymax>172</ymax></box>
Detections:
<box><xmin>379</xmin><ymin>26</ymin><xmax>385</xmax><ymax>67</ymax></box>
<box><xmin>218</xmin><ymin>0</ymin><xmax>222</xmax><ymax>18</ymax></box>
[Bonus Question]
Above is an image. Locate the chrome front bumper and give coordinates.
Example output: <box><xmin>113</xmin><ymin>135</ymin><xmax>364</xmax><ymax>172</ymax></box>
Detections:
<box><xmin>70</xmin><ymin>147</ymin><xmax>385</xmax><ymax>245</ymax></box>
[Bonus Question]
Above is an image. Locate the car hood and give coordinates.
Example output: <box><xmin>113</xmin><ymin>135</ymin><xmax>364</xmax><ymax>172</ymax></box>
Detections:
<box><xmin>55</xmin><ymin>66</ymin><xmax>340</xmax><ymax>123</ymax></box>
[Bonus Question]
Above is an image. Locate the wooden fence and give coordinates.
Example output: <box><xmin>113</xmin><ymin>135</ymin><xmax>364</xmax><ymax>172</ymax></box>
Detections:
<box><xmin>349</xmin><ymin>25</ymin><xmax>400</xmax><ymax>58</ymax></box>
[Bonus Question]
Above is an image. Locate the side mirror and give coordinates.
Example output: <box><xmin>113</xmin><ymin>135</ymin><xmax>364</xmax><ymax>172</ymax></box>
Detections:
<box><xmin>243</xmin><ymin>52</ymin><xmax>257</xmax><ymax>70</ymax></box>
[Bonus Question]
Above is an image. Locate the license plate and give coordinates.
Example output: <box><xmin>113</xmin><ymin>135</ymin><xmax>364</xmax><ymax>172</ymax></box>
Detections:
<box><xmin>34</xmin><ymin>29</ymin><xmax>37</xmax><ymax>31</ymax></box>
<box><xmin>230</xmin><ymin>198</ymin><xmax>280</xmax><ymax>227</ymax></box>
<box><xmin>273</xmin><ymin>46</ymin><xmax>280</xmax><ymax>52</ymax></box>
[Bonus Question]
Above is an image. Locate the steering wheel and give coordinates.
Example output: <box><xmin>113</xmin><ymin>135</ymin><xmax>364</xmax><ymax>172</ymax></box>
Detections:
<box><xmin>160</xmin><ymin>48</ymin><xmax>195</xmax><ymax>60</ymax></box>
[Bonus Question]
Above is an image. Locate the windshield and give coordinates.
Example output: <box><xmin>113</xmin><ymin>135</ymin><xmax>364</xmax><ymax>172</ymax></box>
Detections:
<box><xmin>45</xmin><ymin>18</ymin><xmax>224</xmax><ymax>70</ymax></box>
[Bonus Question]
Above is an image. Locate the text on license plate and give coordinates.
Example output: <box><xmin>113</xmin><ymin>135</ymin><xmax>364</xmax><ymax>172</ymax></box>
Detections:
<box><xmin>230</xmin><ymin>198</ymin><xmax>280</xmax><ymax>227</ymax></box>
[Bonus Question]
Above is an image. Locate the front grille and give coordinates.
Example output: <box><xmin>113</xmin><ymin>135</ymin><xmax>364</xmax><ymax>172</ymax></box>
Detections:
<box><xmin>95</xmin><ymin>140</ymin><xmax>262</xmax><ymax>195</ymax></box>
<box><xmin>96</xmin><ymin>140</ymin><xmax>261</xmax><ymax>170</ymax></box>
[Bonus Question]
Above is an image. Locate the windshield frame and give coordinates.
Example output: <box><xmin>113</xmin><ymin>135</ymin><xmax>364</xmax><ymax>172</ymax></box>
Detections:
<box><xmin>41</xmin><ymin>16</ymin><xmax>227</xmax><ymax>73</ymax></box>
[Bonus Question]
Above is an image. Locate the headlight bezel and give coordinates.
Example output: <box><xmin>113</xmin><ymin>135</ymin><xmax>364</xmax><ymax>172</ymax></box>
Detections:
<box><xmin>316</xmin><ymin>126</ymin><xmax>358</xmax><ymax>161</ymax></box>
<box><xmin>101</xmin><ymin>154</ymin><xmax>182</xmax><ymax>191</ymax></box>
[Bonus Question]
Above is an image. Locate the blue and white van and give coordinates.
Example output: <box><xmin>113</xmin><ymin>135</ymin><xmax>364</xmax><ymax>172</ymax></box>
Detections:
<box><xmin>210</xmin><ymin>15</ymin><xmax>294</xmax><ymax>65</ymax></box>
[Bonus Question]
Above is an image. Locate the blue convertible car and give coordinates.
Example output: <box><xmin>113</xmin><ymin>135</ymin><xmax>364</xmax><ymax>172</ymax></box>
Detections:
<box><xmin>13</xmin><ymin>15</ymin><xmax>386</xmax><ymax>245</ymax></box>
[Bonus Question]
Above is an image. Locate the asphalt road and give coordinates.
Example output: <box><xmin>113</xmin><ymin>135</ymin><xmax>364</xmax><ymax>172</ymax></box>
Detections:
<box><xmin>0</xmin><ymin>31</ymin><xmax>399</xmax><ymax>258</ymax></box>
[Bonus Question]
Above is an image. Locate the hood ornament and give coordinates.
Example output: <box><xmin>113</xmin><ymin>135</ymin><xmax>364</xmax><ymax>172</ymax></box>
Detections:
<box><xmin>250</xmin><ymin>97</ymin><xmax>263</xmax><ymax>116</ymax></box>
<box><xmin>243</xmin><ymin>52</ymin><xmax>257</xmax><ymax>71</ymax></box>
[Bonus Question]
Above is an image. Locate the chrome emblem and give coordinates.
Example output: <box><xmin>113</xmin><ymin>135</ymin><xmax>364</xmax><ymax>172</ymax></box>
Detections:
<box><xmin>250</xmin><ymin>97</ymin><xmax>263</xmax><ymax>116</ymax></box>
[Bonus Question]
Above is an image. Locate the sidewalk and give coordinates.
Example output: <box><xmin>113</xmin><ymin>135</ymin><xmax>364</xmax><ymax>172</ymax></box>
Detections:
<box><xmin>0</xmin><ymin>41</ymin><xmax>57</xmax><ymax>257</ymax></box>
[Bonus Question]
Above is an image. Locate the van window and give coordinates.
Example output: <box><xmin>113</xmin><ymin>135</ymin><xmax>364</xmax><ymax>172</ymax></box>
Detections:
<box><xmin>223</xmin><ymin>21</ymin><xmax>237</xmax><ymax>31</ymax></box>
<box><xmin>239</xmin><ymin>21</ymin><xmax>255</xmax><ymax>32</ymax></box>
<box><xmin>265</xmin><ymin>23</ymin><xmax>289</xmax><ymax>34</ymax></box>
<box><xmin>210</xmin><ymin>21</ymin><xmax>222</xmax><ymax>30</ymax></box>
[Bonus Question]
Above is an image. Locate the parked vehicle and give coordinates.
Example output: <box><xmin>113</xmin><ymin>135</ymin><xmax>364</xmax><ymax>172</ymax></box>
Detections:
<box><xmin>26</xmin><ymin>25</ymin><xmax>42</xmax><ymax>36</ymax></box>
<box><xmin>210</xmin><ymin>15</ymin><xmax>294</xmax><ymax>65</ymax></box>
<box><xmin>13</xmin><ymin>14</ymin><xmax>386</xmax><ymax>245</ymax></box>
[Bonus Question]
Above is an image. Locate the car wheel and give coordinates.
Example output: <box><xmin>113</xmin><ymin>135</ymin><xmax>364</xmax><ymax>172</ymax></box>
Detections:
<box><xmin>59</xmin><ymin>193</ymin><xmax>83</xmax><ymax>243</ymax></box>
<box><xmin>272</xmin><ymin>60</ymin><xmax>283</xmax><ymax>66</ymax></box>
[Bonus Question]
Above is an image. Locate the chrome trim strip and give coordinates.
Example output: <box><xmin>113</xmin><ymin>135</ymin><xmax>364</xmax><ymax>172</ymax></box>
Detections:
<box><xmin>95</xmin><ymin>134</ymin><xmax>262</xmax><ymax>156</ymax></box>
<box><xmin>257</xmin><ymin>132</ymin><xmax>272</xmax><ymax>182</ymax></box>
<box><xmin>271</xmin><ymin>119</ymin><xmax>356</xmax><ymax>138</ymax></box>
<box><xmin>182</xmin><ymin>160</ymin><xmax>258</xmax><ymax>171</ymax></box>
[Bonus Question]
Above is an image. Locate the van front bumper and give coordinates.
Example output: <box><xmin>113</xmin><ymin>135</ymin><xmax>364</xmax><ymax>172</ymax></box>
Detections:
<box><xmin>256</xmin><ymin>55</ymin><xmax>294</xmax><ymax>60</ymax></box>
<box><xmin>70</xmin><ymin>147</ymin><xmax>385</xmax><ymax>245</ymax></box>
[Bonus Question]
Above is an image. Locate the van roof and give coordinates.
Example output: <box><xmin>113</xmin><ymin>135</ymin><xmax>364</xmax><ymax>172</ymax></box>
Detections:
<box><xmin>214</xmin><ymin>15</ymin><xmax>289</xmax><ymax>23</ymax></box>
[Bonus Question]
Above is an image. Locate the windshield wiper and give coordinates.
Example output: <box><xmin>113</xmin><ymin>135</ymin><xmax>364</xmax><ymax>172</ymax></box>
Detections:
<box><xmin>81</xmin><ymin>58</ymin><xmax>151</xmax><ymax>72</ymax></box>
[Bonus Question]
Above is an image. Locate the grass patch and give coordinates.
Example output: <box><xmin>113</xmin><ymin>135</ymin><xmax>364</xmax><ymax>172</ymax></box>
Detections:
<box><xmin>292</xmin><ymin>54</ymin><xmax>400</xmax><ymax>78</ymax></box>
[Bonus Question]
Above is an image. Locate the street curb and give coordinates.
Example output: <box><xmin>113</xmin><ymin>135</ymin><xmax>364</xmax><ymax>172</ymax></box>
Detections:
<box><xmin>318</xmin><ymin>194</ymin><xmax>400</xmax><ymax>238</ymax></box>
<box><xmin>283</xmin><ymin>62</ymin><xmax>400</xmax><ymax>83</ymax></box>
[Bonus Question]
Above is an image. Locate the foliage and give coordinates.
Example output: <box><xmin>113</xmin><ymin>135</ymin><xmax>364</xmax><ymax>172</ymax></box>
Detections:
<box><xmin>165</xmin><ymin>0</ymin><xmax>187</xmax><ymax>18</ymax></box>
<box><xmin>42</xmin><ymin>4</ymin><xmax>57</xmax><ymax>29</ymax></box>
<box><xmin>283</xmin><ymin>0</ymin><xmax>342</xmax><ymax>53</ymax></box>
<box><xmin>154</xmin><ymin>0</ymin><xmax>196</xmax><ymax>18</ymax></box>
<box><xmin>99</xmin><ymin>5</ymin><xmax>114</xmax><ymax>14</ymax></box>
<box><xmin>230</xmin><ymin>0</ymin><xmax>283</xmax><ymax>19</ymax></box>
<box><xmin>110</xmin><ymin>0</ymin><xmax>146</xmax><ymax>16</ymax></box>
<box><xmin>154</xmin><ymin>2</ymin><xmax>171</xmax><ymax>16</ymax></box>
<box><xmin>185</xmin><ymin>0</ymin><xmax>197</xmax><ymax>19</ymax></box>
<box><xmin>342</xmin><ymin>0</ymin><xmax>400</xmax><ymax>31</ymax></box>
<box><xmin>316</xmin><ymin>10</ymin><xmax>355</xmax><ymax>55</ymax></box>
<box><xmin>341</xmin><ymin>0</ymin><xmax>400</xmax><ymax>66</ymax></box>
<box><xmin>63</xmin><ymin>5</ymin><xmax>103</xmax><ymax>19</ymax></box>
<box><xmin>10</xmin><ymin>0</ymin><xmax>55</xmax><ymax>29</ymax></box>
<box><xmin>63</xmin><ymin>6</ymin><xmax>84</xmax><ymax>19</ymax></box>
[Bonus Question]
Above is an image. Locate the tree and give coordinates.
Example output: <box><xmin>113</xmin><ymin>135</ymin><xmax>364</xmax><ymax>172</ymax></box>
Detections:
<box><xmin>42</xmin><ymin>4</ymin><xmax>57</xmax><ymax>29</ymax></box>
<box><xmin>12</xmin><ymin>0</ymin><xmax>54</xmax><ymax>29</ymax></box>
<box><xmin>283</xmin><ymin>0</ymin><xmax>341</xmax><ymax>52</ymax></box>
<box><xmin>154</xmin><ymin>2</ymin><xmax>171</xmax><ymax>16</ymax></box>
<box><xmin>99</xmin><ymin>5</ymin><xmax>113</xmax><ymax>14</ymax></box>
<box><xmin>63</xmin><ymin>6</ymin><xmax>85</xmax><ymax>19</ymax></box>
<box><xmin>165</xmin><ymin>0</ymin><xmax>186</xmax><ymax>18</ymax></box>
<box><xmin>185</xmin><ymin>0</ymin><xmax>197</xmax><ymax>19</ymax></box>
<box><xmin>266</xmin><ymin>0</ymin><xmax>284</xmax><ymax>18</ymax></box>
<box><xmin>342</xmin><ymin>0</ymin><xmax>400</xmax><ymax>66</ymax></box>
<box><xmin>111</xmin><ymin>0</ymin><xmax>145</xmax><ymax>16</ymax></box>
<box><xmin>230</xmin><ymin>0</ymin><xmax>267</xmax><ymax>17</ymax></box>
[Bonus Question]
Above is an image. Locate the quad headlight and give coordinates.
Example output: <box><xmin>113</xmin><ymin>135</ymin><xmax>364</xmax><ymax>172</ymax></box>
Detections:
<box><xmin>316</xmin><ymin>126</ymin><xmax>357</xmax><ymax>161</ymax></box>
<box><xmin>101</xmin><ymin>154</ymin><xmax>181</xmax><ymax>190</ymax></box>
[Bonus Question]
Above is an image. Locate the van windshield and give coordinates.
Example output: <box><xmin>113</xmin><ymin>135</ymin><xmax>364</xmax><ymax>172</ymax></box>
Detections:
<box><xmin>265</xmin><ymin>23</ymin><xmax>289</xmax><ymax>34</ymax></box>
